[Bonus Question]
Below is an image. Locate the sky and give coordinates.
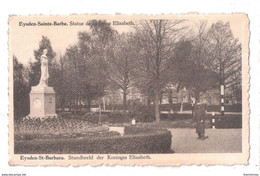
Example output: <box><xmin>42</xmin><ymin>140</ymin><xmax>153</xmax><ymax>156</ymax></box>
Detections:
<box><xmin>9</xmin><ymin>14</ymin><xmax>247</xmax><ymax>65</ymax></box>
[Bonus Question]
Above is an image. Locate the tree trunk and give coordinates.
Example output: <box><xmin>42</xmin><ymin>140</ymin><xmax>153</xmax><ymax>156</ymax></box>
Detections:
<box><xmin>87</xmin><ymin>99</ymin><xmax>91</xmax><ymax>112</ymax></box>
<box><xmin>168</xmin><ymin>89</ymin><xmax>173</xmax><ymax>105</ymax></box>
<box><xmin>60</xmin><ymin>56</ymin><xmax>65</xmax><ymax>112</ymax></box>
<box><xmin>168</xmin><ymin>89</ymin><xmax>173</xmax><ymax>118</ymax></box>
<box><xmin>179</xmin><ymin>91</ymin><xmax>183</xmax><ymax>112</ymax></box>
<box><xmin>154</xmin><ymin>89</ymin><xmax>160</xmax><ymax>122</ymax></box>
<box><xmin>195</xmin><ymin>91</ymin><xmax>200</xmax><ymax>103</ymax></box>
<box><xmin>123</xmin><ymin>89</ymin><xmax>127</xmax><ymax>117</ymax></box>
<box><xmin>147</xmin><ymin>96</ymin><xmax>151</xmax><ymax>107</ymax></box>
<box><xmin>69</xmin><ymin>100</ymin><xmax>72</xmax><ymax>112</ymax></box>
<box><xmin>98</xmin><ymin>103</ymin><xmax>102</xmax><ymax>124</ymax></box>
<box><xmin>180</xmin><ymin>102</ymin><xmax>183</xmax><ymax>113</ymax></box>
<box><xmin>73</xmin><ymin>99</ymin><xmax>76</xmax><ymax>115</ymax></box>
<box><xmin>103</xmin><ymin>97</ymin><xmax>106</xmax><ymax>111</ymax></box>
<box><xmin>61</xmin><ymin>93</ymin><xmax>65</xmax><ymax>112</ymax></box>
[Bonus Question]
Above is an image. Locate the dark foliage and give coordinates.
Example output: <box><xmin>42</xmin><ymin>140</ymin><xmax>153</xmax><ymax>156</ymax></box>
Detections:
<box><xmin>209</xmin><ymin>114</ymin><xmax>242</xmax><ymax>129</ymax></box>
<box><xmin>206</xmin><ymin>104</ymin><xmax>242</xmax><ymax>112</ymax></box>
<box><xmin>159</xmin><ymin>103</ymin><xmax>192</xmax><ymax>112</ymax></box>
<box><xmin>159</xmin><ymin>103</ymin><xmax>241</xmax><ymax>112</ymax></box>
<box><xmin>13</xmin><ymin>56</ymin><xmax>30</xmax><ymax>118</ymax></box>
<box><xmin>128</xmin><ymin>104</ymin><xmax>155</xmax><ymax>122</ymax></box>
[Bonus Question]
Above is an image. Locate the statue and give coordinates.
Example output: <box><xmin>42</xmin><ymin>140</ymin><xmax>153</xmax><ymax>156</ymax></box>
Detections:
<box><xmin>30</xmin><ymin>48</ymin><xmax>57</xmax><ymax>119</ymax></box>
<box><xmin>39</xmin><ymin>49</ymin><xmax>49</xmax><ymax>86</ymax></box>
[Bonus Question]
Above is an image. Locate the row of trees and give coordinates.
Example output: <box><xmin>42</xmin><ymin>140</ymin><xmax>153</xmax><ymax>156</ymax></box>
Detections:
<box><xmin>14</xmin><ymin>19</ymin><xmax>242</xmax><ymax>122</ymax></box>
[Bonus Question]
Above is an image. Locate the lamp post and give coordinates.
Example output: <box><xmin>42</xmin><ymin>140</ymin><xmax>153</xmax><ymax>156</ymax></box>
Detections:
<box><xmin>220</xmin><ymin>85</ymin><xmax>224</xmax><ymax>117</ymax></box>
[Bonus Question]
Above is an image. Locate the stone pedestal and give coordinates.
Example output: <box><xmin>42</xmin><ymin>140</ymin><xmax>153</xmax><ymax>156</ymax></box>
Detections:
<box><xmin>29</xmin><ymin>85</ymin><xmax>57</xmax><ymax>119</ymax></box>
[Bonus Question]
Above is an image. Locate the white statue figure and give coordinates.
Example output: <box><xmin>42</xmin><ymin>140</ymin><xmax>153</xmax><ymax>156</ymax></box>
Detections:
<box><xmin>39</xmin><ymin>49</ymin><xmax>49</xmax><ymax>86</ymax></box>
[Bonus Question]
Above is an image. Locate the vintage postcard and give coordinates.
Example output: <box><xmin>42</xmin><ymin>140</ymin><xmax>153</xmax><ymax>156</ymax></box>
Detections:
<box><xmin>8</xmin><ymin>14</ymin><xmax>249</xmax><ymax>166</ymax></box>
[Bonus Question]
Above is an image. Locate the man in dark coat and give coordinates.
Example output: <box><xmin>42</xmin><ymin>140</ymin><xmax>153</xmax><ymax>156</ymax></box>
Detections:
<box><xmin>193</xmin><ymin>103</ymin><xmax>208</xmax><ymax>140</ymax></box>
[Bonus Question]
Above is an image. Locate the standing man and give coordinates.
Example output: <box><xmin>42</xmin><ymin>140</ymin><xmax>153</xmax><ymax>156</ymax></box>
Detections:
<box><xmin>193</xmin><ymin>102</ymin><xmax>208</xmax><ymax>140</ymax></box>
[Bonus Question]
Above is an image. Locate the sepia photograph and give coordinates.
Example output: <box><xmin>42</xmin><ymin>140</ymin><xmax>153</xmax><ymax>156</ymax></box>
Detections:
<box><xmin>8</xmin><ymin>14</ymin><xmax>249</xmax><ymax>165</ymax></box>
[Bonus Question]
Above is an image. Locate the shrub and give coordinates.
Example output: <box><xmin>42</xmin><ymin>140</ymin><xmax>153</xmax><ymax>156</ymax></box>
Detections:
<box><xmin>159</xmin><ymin>103</ymin><xmax>242</xmax><ymax>112</ymax></box>
<box><xmin>159</xmin><ymin>104</ymin><xmax>181</xmax><ymax>111</ymax></box>
<box><xmin>160</xmin><ymin>113</ymin><xmax>192</xmax><ymax>120</ymax></box>
<box><xmin>128</xmin><ymin>104</ymin><xmax>155</xmax><ymax>122</ymax></box>
<box><xmin>14</xmin><ymin>127</ymin><xmax>172</xmax><ymax>154</ymax></box>
<box><xmin>206</xmin><ymin>104</ymin><xmax>242</xmax><ymax>112</ymax></box>
<box><xmin>81</xmin><ymin>113</ymin><xmax>109</xmax><ymax>124</ymax></box>
<box><xmin>57</xmin><ymin>111</ymin><xmax>73</xmax><ymax>118</ymax></box>
<box><xmin>81</xmin><ymin>112</ymin><xmax>130</xmax><ymax>124</ymax></box>
<box><xmin>106</xmin><ymin>111</ymin><xmax>130</xmax><ymax>124</ymax></box>
<box><xmin>124</xmin><ymin>126</ymin><xmax>158</xmax><ymax>135</ymax></box>
<box><xmin>105</xmin><ymin>104</ymin><xmax>125</xmax><ymax>111</ymax></box>
<box><xmin>209</xmin><ymin>114</ymin><xmax>242</xmax><ymax>129</ymax></box>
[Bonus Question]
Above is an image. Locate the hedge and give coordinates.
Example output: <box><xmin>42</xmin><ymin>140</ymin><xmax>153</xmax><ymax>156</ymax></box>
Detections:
<box><xmin>206</xmin><ymin>104</ymin><xmax>242</xmax><ymax>112</ymax></box>
<box><xmin>210</xmin><ymin>114</ymin><xmax>242</xmax><ymax>129</ymax></box>
<box><xmin>14</xmin><ymin>127</ymin><xmax>172</xmax><ymax>154</ymax></box>
<box><xmin>159</xmin><ymin>103</ymin><xmax>191</xmax><ymax>111</ymax></box>
<box><xmin>124</xmin><ymin>126</ymin><xmax>160</xmax><ymax>135</ymax></box>
<box><xmin>160</xmin><ymin>103</ymin><xmax>242</xmax><ymax>112</ymax></box>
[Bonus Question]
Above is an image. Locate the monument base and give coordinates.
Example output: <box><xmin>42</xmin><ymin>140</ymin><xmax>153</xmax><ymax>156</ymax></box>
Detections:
<box><xmin>29</xmin><ymin>85</ymin><xmax>57</xmax><ymax>119</ymax></box>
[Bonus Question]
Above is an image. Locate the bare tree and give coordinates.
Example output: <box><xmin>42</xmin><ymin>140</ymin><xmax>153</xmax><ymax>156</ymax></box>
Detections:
<box><xmin>87</xmin><ymin>20</ymin><xmax>116</xmax><ymax>123</ymax></box>
<box><xmin>205</xmin><ymin>21</ymin><xmax>241</xmax><ymax>114</ymax></box>
<box><xmin>134</xmin><ymin>19</ymin><xmax>186</xmax><ymax>122</ymax></box>
<box><xmin>178</xmin><ymin>21</ymin><xmax>218</xmax><ymax>103</ymax></box>
<box><xmin>107</xmin><ymin>33</ymin><xmax>137</xmax><ymax>116</ymax></box>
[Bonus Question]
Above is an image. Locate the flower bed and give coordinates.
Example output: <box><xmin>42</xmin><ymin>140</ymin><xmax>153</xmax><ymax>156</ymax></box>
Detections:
<box><xmin>14</xmin><ymin>117</ymin><xmax>110</xmax><ymax>141</ymax></box>
<box><xmin>14</xmin><ymin>127</ymin><xmax>172</xmax><ymax>154</ymax></box>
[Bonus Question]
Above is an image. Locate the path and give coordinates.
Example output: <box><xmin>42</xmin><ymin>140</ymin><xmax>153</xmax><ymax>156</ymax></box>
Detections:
<box><xmin>168</xmin><ymin>128</ymin><xmax>242</xmax><ymax>153</ymax></box>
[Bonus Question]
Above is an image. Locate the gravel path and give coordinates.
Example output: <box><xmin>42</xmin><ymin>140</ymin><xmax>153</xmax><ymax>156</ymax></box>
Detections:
<box><xmin>168</xmin><ymin>128</ymin><xmax>242</xmax><ymax>153</ymax></box>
